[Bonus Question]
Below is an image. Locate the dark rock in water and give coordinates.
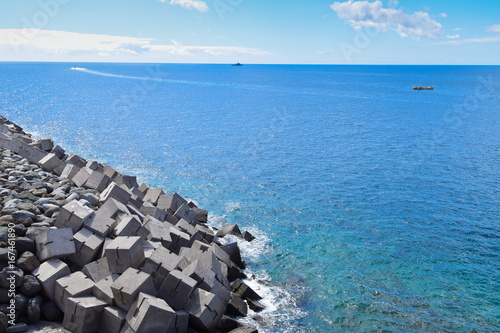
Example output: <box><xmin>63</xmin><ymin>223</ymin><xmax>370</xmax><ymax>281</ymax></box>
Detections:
<box><xmin>231</xmin><ymin>279</ymin><xmax>262</xmax><ymax>301</ymax></box>
<box><xmin>0</xmin><ymin>311</ymin><xmax>7</xmax><ymax>333</ymax></box>
<box><xmin>0</xmin><ymin>267</ymin><xmax>24</xmax><ymax>288</ymax></box>
<box><xmin>41</xmin><ymin>301</ymin><xmax>62</xmax><ymax>321</ymax></box>
<box><xmin>228</xmin><ymin>325</ymin><xmax>259</xmax><ymax>333</ymax></box>
<box><xmin>19</xmin><ymin>275</ymin><xmax>42</xmax><ymax>297</ymax></box>
<box><xmin>216</xmin><ymin>224</ymin><xmax>242</xmax><ymax>238</ymax></box>
<box><xmin>14</xmin><ymin>294</ymin><xmax>28</xmax><ymax>315</ymax></box>
<box><xmin>16</xmin><ymin>252</ymin><xmax>40</xmax><ymax>272</ymax></box>
<box><xmin>5</xmin><ymin>323</ymin><xmax>29</xmax><ymax>332</ymax></box>
<box><xmin>14</xmin><ymin>237</ymin><xmax>35</xmax><ymax>255</ymax></box>
<box><xmin>247</xmin><ymin>299</ymin><xmax>266</xmax><ymax>313</ymax></box>
<box><xmin>26</xmin><ymin>296</ymin><xmax>42</xmax><ymax>323</ymax></box>
<box><xmin>242</xmin><ymin>231</ymin><xmax>256</xmax><ymax>242</ymax></box>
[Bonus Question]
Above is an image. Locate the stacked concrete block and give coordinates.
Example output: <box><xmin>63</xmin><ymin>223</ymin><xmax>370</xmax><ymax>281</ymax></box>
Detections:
<box><xmin>198</xmin><ymin>251</ymin><xmax>230</xmax><ymax>290</ymax></box>
<box><xmin>99</xmin><ymin>306</ymin><xmax>127</xmax><ymax>333</ymax></box>
<box><xmin>55</xmin><ymin>200</ymin><xmax>95</xmax><ymax>233</ymax></box>
<box><xmin>69</xmin><ymin>228</ymin><xmax>105</xmax><ymax>267</ymax></box>
<box><xmin>157</xmin><ymin>193</ymin><xmax>187</xmax><ymax>215</ymax></box>
<box><xmin>112</xmin><ymin>215</ymin><xmax>150</xmax><ymax>240</ymax></box>
<box><xmin>54</xmin><ymin>271</ymin><xmax>95</xmax><ymax>311</ymax></box>
<box><xmin>63</xmin><ymin>296</ymin><xmax>107</xmax><ymax>333</ymax></box>
<box><xmin>36</xmin><ymin>228</ymin><xmax>76</xmax><ymax>261</ymax></box>
<box><xmin>8</xmin><ymin>136</ymin><xmax>30</xmax><ymax>153</ymax></box>
<box><xmin>191</xmin><ymin>240</ymin><xmax>211</xmax><ymax>252</ymax></box>
<box><xmin>121</xmin><ymin>293</ymin><xmax>177</xmax><ymax>333</ymax></box>
<box><xmin>51</xmin><ymin>144</ymin><xmax>66</xmax><ymax>159</ymax></box>
<box><xmin>93</xmin><ymin>274</ymin><xmax>120</xmax><ymax>305</ymax></box>
<box><xmin>194</xmin><ymin>224</ymin><xmax>215</xmax><ymax>243</ymax></box>
<box><xmin>0</xmin><ymin>132</ymin><xmax>11</xmax><ymax>148</ymax></box>
<box><xmin>143</xmin><ymin>215</ymin><xmax>172</xmax><ymax>248</ymax></box>
<box><xmin>98</xmin><ymin>198</ymin><xmax>130</xmax><ymax>220</ymax></box>
<box><xmin>157</xmin><ymin>270</ymin><xmax>197</xmax><ymax>311</ymax></box>
<box><xmin>183</xmin><ymin>288</ymin><xmax>225</xmax><ymax>332</ymax></box>
<box><xmin>142</xmin><ymin>188</ymin><xmax>165</xmax><ymax>205</ymax></box>
<box><xmin>19</xmin><ymin>145</ymin><xmax>48</xmax><ymax>164</ymax></box>
<box><xmin>114</xmin><ymin>174</ymin><xmax>139</xmax><ymax>190</ymax></box>
<box><xmin>105</xmin><ymin>236</ymin><xmax>145</xmax><ymax>274</ymax></box>
<box><xmin>169</xmin><ymin>227</ymin><xmax>191</xmax><ymax>254</ymax></box>
<box><xmin>33</xmin><ymin>258</ymin><xmax>71</xmax><ymax>300</ymax></box>
<box><xmin>103</xmin><ymin>165</ymin><xmax>118</xmax><ymax>179</ymax></box>
<box><xmin>174</xmin><ymin>203</ymin><xmax>197</xmax><ymax>224</ymax></box>
<box><xmin>66</xmin><ymin>153</ymin><xmax>87</xmax><ymax>168</ymax></box>
<box><xmin>61</xmin><ymin>164</ymin><xmax>81</xmax><ymax>180</ymax></box>
<box><xmin>100</xmin><ymin>182</ymin><xmax>132</xmax><ymax>204</ymax></box>
<box><xmin>110</xmin><ymin>268</ymin><xmax>155</xmax><ymax>311</ymax></box>
<box><xmin>83</xmin><ymin>211</ymin><xmax>116</xmax><ymax>238</ymax></box>
<box><xmin>141</xmin><ymin>246</ymin><xmax>182</xmax><ymax>289</ymax></box>
<box><xmin>142</xmin><ymin>240</ymin><xmax>161</xmax><ymax>258</ymax></box>
<box><xmin>86</xmin><ymin>170</ymin><xmax>111</xmax><ymax>192</ymax></box>
<box><xmin>176</xmin><ymin>218</ymin><xmax>196</xmax><ymax>236</ymax></box>
<box><xmin>82</xmin><ymin>258</ymin><xmax>112</xmax><ymax>283</ymax></box>
<box><xmin>226</xmin><ymin>292</ymin><xmax>248</xmax><ymax>317</ymax></box>
<box><xmin>190</xmin><ymin>206</ymin><xmax>208</xmax><ymax>223</ymax></box>
<box><xmin>231</xmin><ymin>279</ymin><xmax>262</xmax><ymax>302</ymax></box>
<box><xmin>182</xmin><ymin>259</ymin><xmax>217</xmax><ymax>293</ymax></box>
<box><xmin>72</xmin><ymin>167</ymin><xmax>92</xmax><ymax>188</ymax></box>
<box><xmin>140</xmin><ymin>203</ymin><xmax>167</xmax><ymax>222</ymax></box>
<box><xmin>40</xmin><ymin>136</ymin><xmax>54</xmax><ymax>151</ymax></box>
<box><xmin>86</xmin><ymin>160</ymin><xmax>102</xmax><ymax>171</ymax></box>
<box><xmin>38</xmin><ymin>152</ymin><xmax>64</xmax><ymax>173</ymax></box>
<box><xmin>216</xmin><ymin>224</ymin><xmax>242</xmax><ymax>238</ymax></box>
<box><xmin>221</xmin><ymin>242</ymin><xmax>244</xmax><ymax>269</ymax></box>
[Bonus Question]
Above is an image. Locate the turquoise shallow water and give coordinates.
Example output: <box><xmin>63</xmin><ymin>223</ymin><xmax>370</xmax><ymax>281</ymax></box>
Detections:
<box><xmin>1</xmin><ymin>63</ymin><xmax>499</xmax><ymax>332</ymax></box>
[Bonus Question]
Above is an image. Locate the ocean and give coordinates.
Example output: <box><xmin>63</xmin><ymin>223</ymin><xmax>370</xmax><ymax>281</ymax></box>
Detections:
<box><xmin>1</xmin><ymin>63</ymin><xmax>499</xmax><ymax>332</ymax></box>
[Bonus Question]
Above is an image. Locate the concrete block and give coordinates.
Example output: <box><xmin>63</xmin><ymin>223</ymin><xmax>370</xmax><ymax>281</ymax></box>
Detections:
<box><xmin>38</xmin><ymin>153</ymin><xmax>63</xmax><ymax>172</ymax></box>
<box><xmin>83</xmin><ymin>211</ymin><xmax>116</xmax><ymax>238</ymax></box>
<box><xmin>165</xmin><ymin>213</ymin><xmax>180</xmax><ymax>225</ymax></box>
<box><xmin>122</xmin><ymin>293</ymin><xmax>176</xmax><ymax>333</ymax></box>
<box><xmin>183</xmin><ymin>288</ymin><xmax>225</xmax><ymax>332</ymax></box>
<box><xmin>36</xmin><ymin>228</ymin><xmax>76</xmax><ymax>261</ymax></box>
<box><xmin>110</xmin><ymin>268</ymin><xmax>155</xmax><ymax>311</ymax></box>
<box><xmin>0</xmin><ymin>132</ymin><xmax>11</xmax><ymax>149</ymax></box>
<box><xmin>126</xmin><ymin>203</ymin><xmax>145</xmax><ymax>219</ymax></box>
<box><xmin>98</xmin><ymin>198</ymin><xmax>130</xmax><ymax>220</ymax></box>
<box><xmin>72</xmin><ymin>167</ymin><xmax>92</xmax><ymax>188</ymax></box>
<box><xmin>54</xmin><ymin>271</ymin><xmax>95</xmax><ymax>311</ymax></box>
<box><xmin>210</xmin><ymin>279</ymin><xmax>231</xmax><ymax>308</ymax></box>
<box><xmin>114</xmin><ymin>174</ymin><xmax>138</xmax><ymax>190</ymax></box>
<box><xmin>221</xmin><ymin>242</ymin><xmax>244</xmax><ymax>269</ymax></box>
<box><xmin>100</xmin><ymin>182</ymin><xmax>132</xmax><ymax>204</ymax></box>
<box><xmin>216</xmin><ymin>224</ymin><xmax>242</xmax><ymax>238</ymax></box>
<box><xmin>209</xmin><ymin>244</ymin><xmax>232</xmax><ymax>268</ymax></box>
<box><xmin>175</xmin><ymin>218</ymin><xmax>196</xmax><ymax>236</ymax></box>
<box><xmin>55</xmin><ymin>200</ymin><xmax>95</xmax><ymax>233</ymax></box>
<box><xmin>157</xmin><ymin>194</ymin><xmax>187</xmax><ymax>215</ymax></box>
<box><xmin>242</xmin><ymin>231</ymin><xmax>256</xmax><ymax>242</ymax></box>
<box><xmin>231</xmin><ymin>279</ymin><xmax>262</xmax><ymax>301</ymax></box>
<box><xmin>93</xmin><ymin>274</ymin><xmax>119</xmax><ymax>305</ymax></box>
<box><xmin>157</xmin><ymin>270</ymin><xmax>197</xmax><ymax>311</ymax></box>
<box><xmin>169</xmin><ymin>227</ymin><xmax>191</xmax><ymax>254</ymax></box>
<box><xmin>19</xmin><ymin>145</ymin><xmax>48</xmax><ymax>164</ymax></box>
<box><xmin>61</xmin><ymin>164</ymin><xmax>81</xmax><ymax>180</ymax></box>
<box><xmin>103</xmin><ymin>165</ymin><xmax>119</xmax><ymax>179</ymax></box>
<box><xmin>82</xmin><ymin>258</ymin><xmax>112</xmax><ymax>283</ymax></box>
<box><xmin>198</xmin><ymin>251</ymin><xmax>229</xmax><ymax>289</ymax></box>
<box><xmin>66</xmin><ymin>154</ymin><xmax>87</xmax><ymax>168</ymax></box>
<box><xmin>140</xmin><ymin>204</ymin><xmax>167</xmax><ymax>222</ymax></box>
<box><xmin>172</xmin><ymin>310</ymin><xmax>189</xmax><ymax>333</ymax></box>
<box><xmin>194</xmin><ymin>225</ymin><xmax>215</xmax><ymax>243</ymax></box>
<box><xmin>182</xmin><ymin>259</ymin><xmax>217</xmax><ymax>292</ymax></box>
<box><xmin>143</xmin><ymin>215</ymin><xmax>172</xmax><ymax>249</ymax></box>
<box><xmin>142</xmin><ymin>188</ymin><xmax>165</xmax><ymax>205</ymax></box>
<box><xmin>113</xmin><ymin>215</ymin><xmax>150</xmax><ymax>240</ymax></box>
<box><xmin>247</xmin><ymin>299</ymin><xmax>266</xmax><ymax>312</ymax></box>
<box><xmin>174</xmin><ymin>203</ymin><xmax>197</xmax><ymax>224</ymax></box>
<box><xmin>86</xmin><ymin>171</ymin><xmax>111</xmax><ymax>192</ymax></box>
<box><xmin>99</xmin><ymin>306</ymin><xmax>127</xmax><ymax>333</ymax></box>
<box><xmin>142</xmin><ymin>246</ymin><xmax>181</xmax><ymax>290</ymax></box>
<box><xmin>40</xmin><ymin>136</ymin><xmax>54</xmax><ymax>151</ymax></box>
<box><xmin>51</xmin><ymin>144</ymin><xmax>65</xmax><ymax>159</ymax></box>
<box><xmin>138</xmin><ymin>183</ymin><xmax>149</xmax><ymax>194</ymax></box>
<box><xmin>69</xmin><ymin>228</ymin><xmax>105</xmax><ymax>267</ymax></box>
<box><xmin>191</xmin><ymin>240</ymin><xmax>211</xmax><ymax>252</ymax></box>
<box><xmin>142</xmin><ymin>240</ymin><xmax>161</xmax><ymax>258</ymax></box>
<box><xmin>177</xmin><ymin>256</ymin><xmax>191</xmax><ymax>272</ymax></box>
<box><xmin>105</xmin><ymin>236</ymin><xmax>145</xmax><ymax>274</ymax></box>
<box><xmin>86</xmin><ymin>160</ymin><xmax>101</xmax><ymax>171</ymax></box>
<box><xmin>100</xmin><ymin>238</ymin><xmax>113</xmax><ymax>258</ymax></box>
<box><xmin>32</xmin><ymin>258</ymin><xmax>71</xmax><ymax>300</ymax></box>
<box><xmin>63</xmin><ymin>296</ymin><xmax>107</xmax><ymax>333</ymax></box>
<box><xmin>191</xmin><ymin>207</ymin><xmax>208</xmax><ymax>223</ymax></box>
<box><xmin>226</xmin><ymin>292</ymin><xmax>247</xmax><ymax>317</ymax></box>
<box><xmin>8</xmin><ymin>136</ymin><xmax>29</xmax><ymax>153</ymax></box>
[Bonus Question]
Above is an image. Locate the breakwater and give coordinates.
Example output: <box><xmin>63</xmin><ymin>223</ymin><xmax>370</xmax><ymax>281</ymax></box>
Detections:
<box><xmin>0</xmin><ymin>115</ymin><xmax>262</xmax><ymax>333</ymax></box>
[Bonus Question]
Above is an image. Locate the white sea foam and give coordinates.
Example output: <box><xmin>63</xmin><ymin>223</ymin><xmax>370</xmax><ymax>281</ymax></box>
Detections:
<box><xmin>70</xmin><ymin>67</ymin><xmax>87</xmax><ymax>71</ymax></box>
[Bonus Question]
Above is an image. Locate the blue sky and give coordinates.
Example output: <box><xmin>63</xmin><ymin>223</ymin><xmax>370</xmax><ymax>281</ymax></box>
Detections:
<box><xmin>0</xmin><ymin>0</ymin><xmax>499</xmax><ymax>64</ymax></box>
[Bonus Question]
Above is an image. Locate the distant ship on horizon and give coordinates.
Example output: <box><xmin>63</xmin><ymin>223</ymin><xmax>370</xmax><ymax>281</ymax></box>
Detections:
<box><xmin>232</xmin><ymin>62</ymin><xmax>243</xmax><ymax>66</ymax></box>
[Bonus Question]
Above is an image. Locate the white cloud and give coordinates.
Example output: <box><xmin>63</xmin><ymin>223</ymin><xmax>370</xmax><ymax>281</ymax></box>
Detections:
<box><xmin>0</xmin><ymin>29</ymin><xmax>270</xmax><ymax>61</ymax></box>
<box><xmin>453</xmin><ymin>28</ymin><xmax>463</xmax><ymax>31</ymax></box>
<box><xmin>440</xmin><ymin>13</ymin><xmax>447</xmax><ymax>18</ymax></box>
<box><xmin>487</xmin><ymin>24</ymin><xmax>500</xmax><ymax>33</ymax></box>
<box><xmin>162</xmin><ymin>0</ymin><xmax>209</xmax><ymax>12</ymax></box>
<box><xmin>430</xmin><ymin>36</ymin><xmax>500</xmax><ymax>46</ymax></box>
<box><xmin>446</xmin><ymin>34</ymin><xmax>460</xmax><ymax>39</ymax></box>
<box><xmin>330</xmin><ymin>0</ymin><xmax>442</xmax><ymax>39</ymax></box>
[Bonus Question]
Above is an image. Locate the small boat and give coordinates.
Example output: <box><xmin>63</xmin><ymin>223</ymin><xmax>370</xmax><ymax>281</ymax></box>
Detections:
<box><xmin>413</xmin><ymin>86</ymin><xmax>434</xmax><ymax>90</ymax></box>
<box><xmin>232</xmin><ymin>62</ymin><xmax>243</xmax><ymax>66</ymax></box>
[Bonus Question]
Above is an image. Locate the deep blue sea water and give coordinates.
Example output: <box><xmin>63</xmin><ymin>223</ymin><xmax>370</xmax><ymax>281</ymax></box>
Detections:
<box><xmin>1</xmin><ymin>63</ymin><xmax>499</xmax><ymax>332</ymax></box>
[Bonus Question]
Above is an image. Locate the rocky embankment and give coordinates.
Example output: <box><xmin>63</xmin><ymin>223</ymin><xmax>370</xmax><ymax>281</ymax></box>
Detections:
<box><xmin>0</xmin><ymin>116</ymin><xmax>263</xmax><ymax>333</ymax></box>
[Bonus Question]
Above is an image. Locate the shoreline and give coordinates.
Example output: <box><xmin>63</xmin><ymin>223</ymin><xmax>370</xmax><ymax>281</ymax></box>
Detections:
<box><xmin>0</xmin><ymin>115</ymin><xmax>263</xmax><ymax>333</ymax></box>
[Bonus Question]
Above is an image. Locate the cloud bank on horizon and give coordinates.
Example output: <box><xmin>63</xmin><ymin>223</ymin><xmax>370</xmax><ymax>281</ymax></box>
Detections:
<box><xmin>330</xmin><ymin>0</ymin><xmax>442</xmax><ymax>39</ymax></box>
<box><xmin>162</xmin><ymin>0</ymin><xmax>209</xmax><ymax>12</ymax></box>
